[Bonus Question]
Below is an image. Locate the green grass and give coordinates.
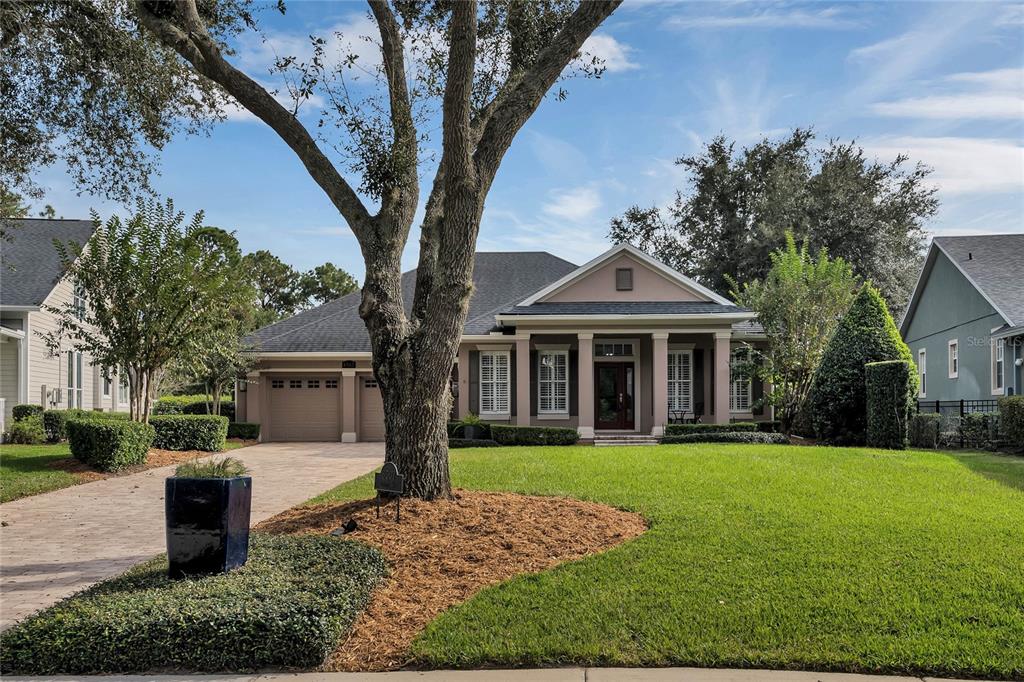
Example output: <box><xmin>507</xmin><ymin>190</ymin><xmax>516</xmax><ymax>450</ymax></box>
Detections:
<box><xmin>315</xmin><ymin>444</ymin><xmax>1024</xmax><ymax>678</ymax></box>
<box><xmin>0</xmin><ymin>443</ymin><xmax>77</xmax><ymax>502</ymax></box>
<box><xmin>1</xmin><ymin>440</ymin><xmax>255</xmax><ymax>503</ymax></box>
<box><xmin>0</xmin><ymin>533</ymin><xmax>387</xmax><ymax>674</ymax></box>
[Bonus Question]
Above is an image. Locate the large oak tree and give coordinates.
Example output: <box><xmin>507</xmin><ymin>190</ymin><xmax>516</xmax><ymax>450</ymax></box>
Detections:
<box><xmin>2</xmin><ymin>0</ymin><xmax>621</xmax><ymax>498</ymax></box>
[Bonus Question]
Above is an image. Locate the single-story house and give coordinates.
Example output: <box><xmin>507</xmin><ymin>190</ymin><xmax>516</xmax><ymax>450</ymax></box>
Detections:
<box><xmin>240</xmin><ymin>243</ymin><xmax>770</xmax><ymax>442</ymax></box>
<box><xmin>0</xmin><ymin>219</ymin><xmax>129</xmax><ymax>431</ymax></box>
<box><xmin>900</xmin><ymin>234</ymin><xmax>1023</xmax><ymax>405</ymax></box>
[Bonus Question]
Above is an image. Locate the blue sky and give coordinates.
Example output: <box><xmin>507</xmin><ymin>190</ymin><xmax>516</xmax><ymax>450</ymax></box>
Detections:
<box><xmin>35</xmin><ymin>1</ymin><xmax>1024</xmax><ymax>281</ymax></box>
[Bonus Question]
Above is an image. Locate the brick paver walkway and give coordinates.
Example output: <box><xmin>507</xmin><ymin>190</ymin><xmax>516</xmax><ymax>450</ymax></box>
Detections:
<box><xmin>0</xmin><ymin>442</ymin><xmax>383</xmax><ymax>629</ymax></box>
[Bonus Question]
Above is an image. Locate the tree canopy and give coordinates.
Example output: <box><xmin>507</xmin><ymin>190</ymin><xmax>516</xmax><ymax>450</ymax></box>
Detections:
<box><xmin>609</xmin><ymin>129</ymin><xmax>938</xmax><ymax>313</ymax></box>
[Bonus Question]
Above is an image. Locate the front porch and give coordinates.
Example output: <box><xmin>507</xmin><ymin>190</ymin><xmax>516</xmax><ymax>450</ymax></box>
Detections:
<box><xmin>455</xmin><ymin>327</ymin><xmax>771</xmax><ymax>439</ymax></box>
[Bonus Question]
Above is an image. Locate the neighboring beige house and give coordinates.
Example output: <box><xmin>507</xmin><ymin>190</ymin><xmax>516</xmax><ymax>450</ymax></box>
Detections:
<box><xmin>241</xmin><ymin>243</ymin><xmax>769</xmax><ymax>443</ymax></box>
<box><xmin>0</xmin><ymin>219</ymin><xmax>127</xmax><ymax>432</ymax></box>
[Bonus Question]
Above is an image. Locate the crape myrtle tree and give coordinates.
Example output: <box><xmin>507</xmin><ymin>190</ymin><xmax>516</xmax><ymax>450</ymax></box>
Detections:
<box><xmin>2</xmin><ymin>0</ymin><xmax>622</xmax><ymax>498</ymax></box>
<box><xmin>43</xmin><ymin>200</ymin><xmax>251</xmax><ymax>422</ymax></box>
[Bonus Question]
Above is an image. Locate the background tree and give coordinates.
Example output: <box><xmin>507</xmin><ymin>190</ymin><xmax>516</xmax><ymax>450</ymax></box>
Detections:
<box><xmin>43</xmin><ymin>199</ymin><xmax>250</xmax><ymax>422</ymax></box>
<box><xmin>730</xmin><ymin>232</ymin><xmax>858</xmax><ymax>434</ymax></box>
<box><xmin>808</xmin><ymin>284</ymin><xmax>915</xmax><ymax>445</ymax></box>
<box><xmin>240</xmin><ymin>250</ymin><xmax>304</xmax><ymax>328</ymax></box>
<box><xmin>5</xmin><ymin>0</ymin><xmax>621</xmax><ymax>498</ymax></box>
<box><xmin>610</xmin><ymin>129</ymin><xmax>938</xmax><ymax>313</ymax></box>
<box><xmin>300</xmin><ymin>262</ymin><xmax>359</xmax><ymax>307</ymax></box>
<box><xmin>1</xmin><ymin>187</ymin><xmax>30</xmax><ymax>220</ymax></box>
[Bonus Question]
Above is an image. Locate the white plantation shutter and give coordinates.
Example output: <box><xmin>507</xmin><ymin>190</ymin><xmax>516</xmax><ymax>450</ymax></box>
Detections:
<box><xmin>539</xmin><ymin>351</ymin><xmax>568</xmax><ymax>413</ymax></box>
<box><xmin>480</xmin><ymin>351</ymin><xmax>510</xmax><ymax>414</ymax></box>
<box><xmin>729</xmin><ymin>347</ymin><xmax>751</xmax><ymax>412</ymax></box>
<box><xmin>667</xmin><ymin>351</ymin><xmax>692</xmax><ymax>412</ymax></box>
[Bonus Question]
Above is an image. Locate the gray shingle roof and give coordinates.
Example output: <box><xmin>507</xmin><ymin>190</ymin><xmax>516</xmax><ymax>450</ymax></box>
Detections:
<box><xmin>248</xmin><ymin>252</ymin><xmax>579</xmax><ymax>353</ymax></box>
<box><xmin>934</xmin><ymin>234</ymin><xmax>1024</xmax><ymax>326</ymax></box>
<box><xmin>502</xmin><ymin>301</ymin><xmax>749</xmax><ymax>316</ymax></box>
<box><xmin>0</xmin><ymin>219</ymin><xmax>96</xmax><ymax>307</ymax></box>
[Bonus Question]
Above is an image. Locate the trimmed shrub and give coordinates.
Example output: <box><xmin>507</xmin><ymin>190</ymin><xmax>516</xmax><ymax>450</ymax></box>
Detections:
<box><xmin>756</xmin><ymin>420</ymin><xmax>782</xmax><ymax>433</ymax></box>
<box><xmin>182</xmin><ymin>400</ymin><xmax>235</xmax><ymax>422</ymax></box>
<box><xmin>0</xmin><ymin>533</ymin><xmax>387</xmax><ymax>674</ymax></box>
<box><xmin>909</xmin><ymin>413</ymin><xmax>942</xmax><ymax>449</ymax></box>
<box><xmin>227</xmin><ymin>422</ymin><xmax>260</xmax><ymax>440</ymax></box>
<box><xmin>11</xmin><ymin>404</ymin><xmax>43</xmax><ymax>422</ymax></box>
<box><xmin>664</xmin><ymin>422</ymin><xmax>757</xmax><ymax>436</ymax></box>
<box><xmin>865</xmin><ymin>360</ymin><xmax>916</xmax><ymax>450</ymax></box>
<box><xmin>152</xmin><ymin>394</ymin><xmax>209</xmax><ymax>414</ymax></box>
<box><xmin>661</xmin><ymin>431</ymin><xmax>789</xmax><ymax>445</ymax></box>
<box><xmin>959</xmin><ymin>412</ymin><xmax>996</xmax><ymax>449</ymax></box>
<box><xmin>150</xmin><ymin>415</ymin><xmax>228</xmax><ymax>452</ymax></box>
<box><xmin>809</xmin><ymin>284</ymin><xmax>915</xmax><ymax>445</ymax></box>
<box><xmin>66</xmin><ymin>419</ymin><xmax>155</xmax><ymax>472</ymax></box>
<box><xmin>5</xmin><ymin>416</ymin><xmax>46</xmax><ymax>444</ymax></box>
<box><xmin>998</xmin><ymin>396</ymin><xmax>1024</xmax><ymax>450</ymax></box>
<box><xmin>42</xmin><ymin>409</ymin><xmax>130</xmax><ymax>442</ymax></box>
<box><xmin>490</xmin><ymin>424</ymin><xmax>578</xmax><ymax>446</ymax></box>
<box><xmin>447</xmin><ymin>421</ymin><xmax>491</xmax><ymax>439</ymax></box>
<box><xmin>448</xmin><ymin>438</ymin><xmax>501</xmax><ymax>448</ymax></box>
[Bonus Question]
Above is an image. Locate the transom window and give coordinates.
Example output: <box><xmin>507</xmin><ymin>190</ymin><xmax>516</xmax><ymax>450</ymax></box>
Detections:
<box><xmin>918</xmin><ymin>349</ymin><xmax>927</xmax><ymax>397</ymax></box>
<box><xmin>289</xmin><ymin>379</ymin><xmax>302</xmax><ymax>389</ymax></box>
<box><xmin>729</xmin><ymin>347</ymin><xmax>751</xmax><ymax>413</ymax></box>
<box><xmin>948</xmin><ymin>340</ymin><xmax>958</xmax><ymax>379</ymax></box>
<box><xmin>595</xmin><ymin>342</ymin><xmax>633</xmax><ymax>357</ymax></box>
<box><xmin>307</xmin><ymin>379</ymin><xmax>320</xmax><ymax>389</ymax></box>
<box><xmin>272</xmin><ymin>379</ymin><xmax>284</xmax><ymax>388</ymax></box>
<box><xmin>667</xmin><ymin>350</ymin><xmax>693</xmax><ymax>413</ymax></box>
<box><xmin>479</xmin><ymin>350</ymin><xmax>510</xmax><ymax>415</ymax></box>
<box><xmin>538</xmin><ymin>350</ymin><xmax>568</xmax><ymax>414</ymax></box>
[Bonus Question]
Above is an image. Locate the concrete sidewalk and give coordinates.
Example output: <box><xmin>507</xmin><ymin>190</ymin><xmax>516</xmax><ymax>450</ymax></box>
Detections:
<box><xmin>0</xmin><ymin>442</ymin><xmax>383</xmax><ymax>629</ymax></box>
<box><xmin>0</xmin><ymin>669</ymin><xmax>988</xmax><ymax>681</ymax></box>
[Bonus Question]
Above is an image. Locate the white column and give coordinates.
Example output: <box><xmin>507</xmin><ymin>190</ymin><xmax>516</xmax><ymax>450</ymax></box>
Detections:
<box><xmin>652</xmin><ymin>333</ymin><xmax>669</xmax><ymax>437</ymax></box>
<box><xmin>714</xmin><ymin>331</ymin><xmax>732</xmax><ymax>424</ymax></box>
<box><xmin>516</xmin><ymin>335</ymin><xmax>531</xmax><ymax>425</ymax></box>
<box><xmin>17</xmin><ymin>336</ymin><xmax>28</xmax><ymax>404</ymax></box>
<box><xmin>578</xmin><ymin>333</ymin><xmax>594</xmax><ymax>440</ymax></box>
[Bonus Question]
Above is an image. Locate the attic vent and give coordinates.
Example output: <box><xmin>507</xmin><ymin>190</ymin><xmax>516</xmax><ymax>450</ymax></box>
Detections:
<box><xmin>615</xmin><ymin>267</ymin><xmax>633</xmax><ymax>291</ymax></box>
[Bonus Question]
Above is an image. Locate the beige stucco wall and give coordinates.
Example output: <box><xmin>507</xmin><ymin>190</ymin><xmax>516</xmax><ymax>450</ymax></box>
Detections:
<box><xmin>544</xmin><ymin>253</ymin><xmax>706</xmax><ymax>303</ymax></box>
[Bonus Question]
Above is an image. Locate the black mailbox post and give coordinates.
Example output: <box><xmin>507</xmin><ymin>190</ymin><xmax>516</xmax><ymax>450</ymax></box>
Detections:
<box><xmin>374</xmin><ymin>462</ymin><xmax>405</xmax><ymax>521</ymax></box>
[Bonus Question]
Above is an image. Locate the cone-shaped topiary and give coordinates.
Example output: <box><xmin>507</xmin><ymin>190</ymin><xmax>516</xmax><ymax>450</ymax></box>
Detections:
<box><xmin>809</xmin><ymin>283</ymin><xmax>916</xmax><ymax>445</ymax></box>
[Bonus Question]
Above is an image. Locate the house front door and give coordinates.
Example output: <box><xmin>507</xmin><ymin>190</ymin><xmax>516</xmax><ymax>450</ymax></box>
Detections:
<box><xmin>595</xmin><ymin>362</ymin><xmax>635</xmax><ymax>430</ymax></box>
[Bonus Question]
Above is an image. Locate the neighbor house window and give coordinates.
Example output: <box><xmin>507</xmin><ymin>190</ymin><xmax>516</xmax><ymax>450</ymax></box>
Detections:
<box><xmin>948</xmin><ymin>340</ymin><xmax>958</xmax><ymax>379</ymax></box>
<box><xmin>102</xmin><ymin>370</ymin><xmax>112</xmax><ymax>398</ymax></box>
<box><xmin>667</xmin><ymin>350</ymin><xmax>693</xmax><ymax>413</ymax></box>
<box><xmin>729</xmin><ymin>347</ymin><xmax>751</xmax><ymax>412</ymax></box>
<box><xmin>66</xmin><ymin>351</ymin><xmax>83</xmax><ymax>408</ymax></box>
<box><xmin>993</xmin><ymin>338</ymin><xmax>1005</xmax><ymax>393</ymax></box>
<box><xmin>479</xmin><ymin>350</ymin><xmax>510</xmax><ymax>415</ymax></box>
<box><xmin>615</xmin><ymin>267</ymin><xmax>633</xmax><ymax>291</ymax></box>
<box><xmin>918</xmin><ymin>349</ymin><xmax>927</xmax><ymax>397</ymax></box>
<box><xmin>73</xmin><ymin>282</ymin><xmax>87</xmax><ymax>321</ymax></box>
<box><xmin>119</xmin><ymin>376</ymin><xmax>129</xmax><ymax>403</ymax></box>
<box><xmin>538</xmin><ymin>350</ymin><xmax>568</xmax><ymax>414</ymax></box>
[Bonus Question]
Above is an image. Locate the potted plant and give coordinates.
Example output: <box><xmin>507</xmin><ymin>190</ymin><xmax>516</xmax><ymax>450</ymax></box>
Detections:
<box><xmin>165</xmin><ymin>457</ymin><xmax>251</xmax><ymax>579</ymax></box>
<box><xmin>459</xmin><ymin>413</ymin><xmax>485</xmax><ymax>440</ymax></box>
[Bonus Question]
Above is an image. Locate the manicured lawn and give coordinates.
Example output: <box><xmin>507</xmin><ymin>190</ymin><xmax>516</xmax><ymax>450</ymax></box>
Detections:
<box><xmin>315</xmin><ymin>444</ymin><xmax>1024</xmax><ymax>679</ymax></box>
<box><xmin>1</xmin><ymin>439</ymin><xmax>254</xmax><ymax>503</ymax></box>
<box><xmin>0</xmin><ymin>444</ymin><xmax>77</xmax><ymax>503</ymax></box>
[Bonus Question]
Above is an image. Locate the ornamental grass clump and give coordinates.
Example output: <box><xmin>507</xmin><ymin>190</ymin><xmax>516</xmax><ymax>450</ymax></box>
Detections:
<box><xmin>174</xmin><ymin>457</ymin><xmax>247</xmax><ymax>478</ymax></box>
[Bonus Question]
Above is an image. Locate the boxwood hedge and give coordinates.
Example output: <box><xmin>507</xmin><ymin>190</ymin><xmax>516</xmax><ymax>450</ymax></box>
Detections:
<box><xmin>42</xmin><ymin>409</ymin><xmax>130</xmax><ymax>443</ymax></box>
<box><xmin>0</xmin><ymin>533</ymin><xmax>387</xmax><ymax>674</ymax></box>
<box><xmin>11</xmin><ymin>404</ymin><xmax>43</xmax><ymax>422</ymax></box>
<box><xmin>865</xmin><ymin>360</ymin><xmax>916</xmax><ymax>450</ymax></box>
<box><xmin>661</xmin><ymin>431</ymin><xmax>789</xmax><ymax>445</ymax></box>
<box><xmin>999</xmin><ymin>396</ymin><xmax>1024</xmax><ymax>450</ymax></box>
<box><xmin>490</xmin><ymin>424</ymin><xmax>578</xmax><ymax>446</ymax></box>
<box><xmin>448</xmin><ymin>438</ymin><xmax>500</xmax><ymax>448</ymax></box>
<box><xmin>664</xmin><ymin>422</ymin><xmax>757</xmax><ymax>436</ymax></box>
<box><xmin>227</xmin><ymin>421</ymin><xmax>260</xmax><ymax>440</ymax></box>
<box><xmin>150</xmin><ymin>415</ymin><xmax>228</xmax><ymax>452</ymax></box>
<box><xmin>66</xmin><ymin>419</ymin><xmax>155</xmax><ymax>472</ymax></box>
<box><xmin>909</xmin><ymin>413</ymin><xmax>942</xmax><ymax>449</ymax></box>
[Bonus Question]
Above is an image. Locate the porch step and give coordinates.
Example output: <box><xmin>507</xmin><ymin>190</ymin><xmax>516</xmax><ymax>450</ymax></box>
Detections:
<box><xmin>593</xmin><ymin>434</ymin><xmax>660</xmax><ymax>447</ymax></box>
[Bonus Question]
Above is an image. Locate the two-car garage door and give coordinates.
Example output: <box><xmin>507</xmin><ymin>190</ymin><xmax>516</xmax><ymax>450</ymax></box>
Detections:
<box><xmin>269</xmin><ymin>376</ymin><xmax>340</xmax><ymax>441</ymax></box>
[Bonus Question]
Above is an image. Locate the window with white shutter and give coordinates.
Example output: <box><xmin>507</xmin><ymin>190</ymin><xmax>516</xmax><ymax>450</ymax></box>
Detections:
<box><xmin>538</xmin><ymin>350</ymin><xmax>569</xmax><ymax>414</ymax></box>
<box><xmin>667</xmin><ymin>350</ymin><xmax>693</xmax><ymax>413</ymax></box>
<box><xmin>729</xmin><ymin>347</ymin><xmax>751</xmax><ymax>412</ymax></box>
<box><xmin>480</xmin><ymin>351</ymin><xmax>510</xmax><ymax>415</ymax></box>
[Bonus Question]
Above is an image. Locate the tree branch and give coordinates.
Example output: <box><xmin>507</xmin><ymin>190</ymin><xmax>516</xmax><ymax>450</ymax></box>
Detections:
<box><xmin>134</xmin><ymin>0</ymin><xmax>374</xmax><ymax>238</ymax></box>
<box><xmin>474</xmin><ymin>0</ymin><xmax>621</xmax><ymax>192</ymax></box>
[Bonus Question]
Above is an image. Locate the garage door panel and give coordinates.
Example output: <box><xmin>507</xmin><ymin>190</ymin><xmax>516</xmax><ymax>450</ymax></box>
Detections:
<box><xmin>360</xmin><ymin>378</ymin><xmax>385</xmax><ymax>442</ymax></box>
<box><xmin>270</xmin><ymin>376</ymin><xmax>340</xmax><ymax>441</ymax></box>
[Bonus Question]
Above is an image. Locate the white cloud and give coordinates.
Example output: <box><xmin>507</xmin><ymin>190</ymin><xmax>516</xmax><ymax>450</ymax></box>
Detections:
<box><xmin>477</xmin><ymin>207</ymin><xmax>611</xmax><ymax>265</ymax></box>
<box><xmin>861</xmin><ymin>136</ymin><xmax>1024</xmax><ymax>195</ymax></box>
<box><xmin>542</xmin><ymin>186</ymin><xmax>603</xmax><ymax>222</ymax></box>
<box><xmin>665</xmin><ymin>6</ymin><xmax>858</xmax><ymax>30</ymax></box>
<box><xmin>870</xmin><ymin>67</ymin><xmax>1024</xmax><ymax>121</ymax></box>
<box><xmin>581</xmin><ymin>34</ymin><xmax>639</xmax><ymax>73</ymax></box>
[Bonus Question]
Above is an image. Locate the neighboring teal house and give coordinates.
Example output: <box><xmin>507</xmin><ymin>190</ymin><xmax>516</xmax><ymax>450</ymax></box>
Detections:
<box><xmin>900</xmin><ymin>234</ymin><xmax>1023</xmax><ymax>406</ymax></box>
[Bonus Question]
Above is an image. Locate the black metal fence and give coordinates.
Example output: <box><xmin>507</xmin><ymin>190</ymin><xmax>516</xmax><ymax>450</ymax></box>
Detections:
<box><xmin>916</xmin><ymin>399</ymin><xmax>1000</xmax><ymax>417</ymax></box>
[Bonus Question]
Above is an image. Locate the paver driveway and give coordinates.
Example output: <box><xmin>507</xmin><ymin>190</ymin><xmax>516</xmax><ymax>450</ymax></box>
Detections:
<box><xmin>0</xmin><ymin>442</ymin><xmax>383</xmax><ymax>630</ymax></box>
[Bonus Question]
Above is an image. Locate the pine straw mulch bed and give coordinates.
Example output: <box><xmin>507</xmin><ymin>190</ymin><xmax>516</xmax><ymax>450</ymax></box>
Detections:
<box><xmin>257</xmin><ymin>489</ymin><xmax>647</xmax><ymax>671</ymax></box>
<box><xmin>49</xmin><ymin>439</ymin><xmax>258</xmax><ymax>483</ymax></box>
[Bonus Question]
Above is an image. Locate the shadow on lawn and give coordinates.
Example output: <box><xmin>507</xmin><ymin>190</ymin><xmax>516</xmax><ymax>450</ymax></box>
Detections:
<box><xmin>945</xmin><ymin>450</ymin><xmax>1024</xmax><ymax>493</ymax></box>
<box><xmin>1</xmin><ymin>453</ymin><xmax>72</xmax><ymax>474</ymax></box>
